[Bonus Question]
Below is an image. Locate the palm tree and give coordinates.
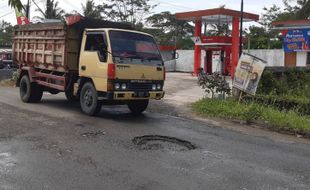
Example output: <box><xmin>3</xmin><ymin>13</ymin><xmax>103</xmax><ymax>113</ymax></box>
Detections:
<box><xmin>82</xmin><ymin>0</ymin><xmax>101</xmax><ymax>19</ymax></box>
<box><xmin>33</xmin><ymin>0</ymin><xmax>65</xmax><ymax>21</ymax></box>
<box><xmin>8</xmin><ymin>0</ymin><xmax>23</xmax><ymax>11</ymax></box>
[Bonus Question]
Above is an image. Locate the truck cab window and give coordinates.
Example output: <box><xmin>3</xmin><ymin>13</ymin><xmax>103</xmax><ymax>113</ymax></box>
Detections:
<box><xmin>85</xmin><ymin>33</ymin><xmax>108</xmax><ymax>62</ymax></box>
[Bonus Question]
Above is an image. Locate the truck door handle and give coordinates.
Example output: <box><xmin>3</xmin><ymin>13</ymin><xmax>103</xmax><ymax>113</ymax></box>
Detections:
<box><xmin>81</xmin><ymin>65</ymin><xmax>86</xmax><ymax>70</ymax></box>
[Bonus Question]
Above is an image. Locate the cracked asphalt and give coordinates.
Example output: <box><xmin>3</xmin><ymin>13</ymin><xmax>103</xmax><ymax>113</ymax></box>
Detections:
<box><xmin>0</xmin><ymin>79</ymin><xmax>310</xmax><ymax>189</ymax></box>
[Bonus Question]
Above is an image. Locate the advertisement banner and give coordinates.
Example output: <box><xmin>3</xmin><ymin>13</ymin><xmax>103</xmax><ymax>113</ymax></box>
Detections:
<box><xmin>233</xmin><ymin>53</ymin><xmax>266</xmax><ymax>96</ymax></box>
<box><xmin>283</xmin><ymin>29</ymin><xmax>309</xmax><ymax>52</ymax></box>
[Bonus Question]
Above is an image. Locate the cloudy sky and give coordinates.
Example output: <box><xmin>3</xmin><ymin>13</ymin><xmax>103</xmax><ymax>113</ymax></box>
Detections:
<box><xmin>0</xmin><ymin>0</ymin><xmax>285</xmax><ymax>25</ymax></box>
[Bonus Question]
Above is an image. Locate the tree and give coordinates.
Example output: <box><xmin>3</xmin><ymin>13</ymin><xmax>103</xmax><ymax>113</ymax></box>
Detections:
<box><xmin>294</xmin><ymin>0</ymin><xmax>310</xmax><ymax>19</ymax></box>
<box><xmin>8</xmin><ymin>0</ymin><xmax>23</xmax><ymax>11</ymax></box>
<box><xmin>99</xmin><ymin>0</ymin><xmax>156</xmax><ymax>26</ymax></box>
<box><xmin>82</xmin><ymin>0</ymin><xmax>101</xmax><ymax>19</ymax></box>
<box><xmin>260</xmin><ymin>5</ymin><xmax>283</xmax><ymax>28</ymax></box>
<box><xmin>0</xmin><ymin>21</ymin><xmax>13</xmax><ymax>45</ymax></box>
<box><xmin>246</xmin><ymin>26</ymin><xmax>282</xmax><ymax>49</ymax></box>
<box><xmin>146</xmin><ymin>11</ymin><xmax>194</xmax><ymax>48</ymax></box>
<box><xmin>205</xmin><ymin>23</ymin><xmax>230</xmax><ymax>36</ymax></box>
<box><xmin>33</xmin><ymin>0</ymin><xmax>65</xmax><ymax>21</ymax></box>
<box><xmin>261</xmin><ymin>0</ymin><xmax>310</xmax><ymax>26</ymax></box>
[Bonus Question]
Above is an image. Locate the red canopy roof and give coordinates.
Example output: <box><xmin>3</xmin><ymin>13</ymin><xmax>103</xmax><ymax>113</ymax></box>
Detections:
<box><xmin>175</xmin><ymin>8</ymin><xmax>259</xmax><ymax>23</ymax></box>
<box><xmin>272</xmin><ymin>20</ymin><xmax>310</xmax><ymax>29</ymax></box>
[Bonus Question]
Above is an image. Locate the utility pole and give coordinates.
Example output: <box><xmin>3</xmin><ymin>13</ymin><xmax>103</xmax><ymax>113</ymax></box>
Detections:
<box><xmin>131</xmin><ymin>0</ymin><xmax>134</xmax><ymax>27</ymax></box>
<box><xmin>25</xmin><ymin>0</ymin><xmax>30</xmax><ymax>18</ymax></box>
<box><xmin>239</xmin><ymin>0</ymin><xmax>244</xmax><ymax>57</ymax></box>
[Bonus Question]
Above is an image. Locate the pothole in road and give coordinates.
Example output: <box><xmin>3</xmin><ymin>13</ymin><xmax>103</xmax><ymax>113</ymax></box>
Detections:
<box><xmin>132</xmin><ymin>135</ymin><xmax>197</xmax><ymax>151</ymax></box>
<box><xmin>80</xmin><ymin>131</ymin><xmax>105</xmax><ymax>138</ymax></box>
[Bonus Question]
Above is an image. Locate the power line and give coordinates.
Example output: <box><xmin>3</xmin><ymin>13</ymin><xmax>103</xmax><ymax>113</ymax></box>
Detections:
<box><xmin>0</xmin><ymin>11</ymin><xmax>14</xmax><ymax>19</ymax></box>
<box><xmin>149</xmin><ymin>0</ymin><xmax>197</xmax><ymax>11</ymax></box>
<box><xmin>0</xmin><ymin>3</ymin><xmax>10</xmax><ymax>10</ymax></box>
<box><xmin>62</xmin><ymin>0</ymin><xmax>83</xmax><ymax>15</ymax></box>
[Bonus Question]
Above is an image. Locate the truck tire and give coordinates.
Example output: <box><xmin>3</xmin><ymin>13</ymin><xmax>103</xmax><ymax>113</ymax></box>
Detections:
<box><xmin>127</xmin><ymin>100</ymin><xmax>149</xmax><ymax>114</ymax></box>
<box><xmin>20</xmin><ymin>75</ymin><xmax>43</xmax><ymax>103</ymax></box>
<box><xmin>80</xmin><ymin>82</ymin><xmax>101</xmax><ymax>116</ymax></box>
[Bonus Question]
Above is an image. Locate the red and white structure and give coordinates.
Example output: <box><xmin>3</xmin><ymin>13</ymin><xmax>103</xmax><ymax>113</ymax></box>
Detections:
<box><xmin>176</xmin><ymin>8</ymin><xmax>259</xmax><ymax>76</ymax></box>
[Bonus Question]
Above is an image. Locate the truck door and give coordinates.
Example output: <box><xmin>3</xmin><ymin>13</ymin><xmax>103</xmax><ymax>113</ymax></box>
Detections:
<box><xmin>79</xmin><ymin>32</ymin><xmax>109</xmax><ymax>91</ymax></box>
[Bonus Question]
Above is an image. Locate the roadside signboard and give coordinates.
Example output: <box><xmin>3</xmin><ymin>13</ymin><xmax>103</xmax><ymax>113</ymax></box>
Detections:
<box><xmin>233</xmin><ymin>53</ymin><xmax>266</xmax><ymax>96</ymax></box>
<box><xmin>283</xmin><ymin>29</ymin><xmax>310</xmax><ymax>52</ymax></box>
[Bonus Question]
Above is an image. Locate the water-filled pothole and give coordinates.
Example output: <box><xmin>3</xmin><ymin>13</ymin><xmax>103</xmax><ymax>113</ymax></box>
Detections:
<box><xmin>132</xmin><ymin>135</ymin><xmax>197</xmax><ymax>151</ymax></box>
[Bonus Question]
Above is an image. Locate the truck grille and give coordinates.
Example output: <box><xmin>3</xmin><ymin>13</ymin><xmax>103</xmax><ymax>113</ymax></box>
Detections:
<box><xmin>127</xmin><ymin>83</ymin><xmax>153</xmax><ymax>91</ymax></box>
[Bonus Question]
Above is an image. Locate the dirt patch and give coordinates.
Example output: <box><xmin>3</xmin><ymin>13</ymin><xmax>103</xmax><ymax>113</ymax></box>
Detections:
<box><xmin>0</xmin><ymin>79</ymin><xmax>15</xmax><ymax>87</ymax></box>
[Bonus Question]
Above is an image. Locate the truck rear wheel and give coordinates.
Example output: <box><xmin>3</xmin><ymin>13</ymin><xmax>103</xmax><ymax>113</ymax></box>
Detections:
<box><xmin>127</xmin><ymin>100</ymin><xmax>149</xmax><ymax>114</ymax></box>
<box><xmin>80</xmin><ymin>82</ymin><xmax>101</xmax><ymax>116</ymax></box>
<box><xmin>20</xmin><ymin>75</ymin><xmax>43</xmax><ymax>103</ymax></box>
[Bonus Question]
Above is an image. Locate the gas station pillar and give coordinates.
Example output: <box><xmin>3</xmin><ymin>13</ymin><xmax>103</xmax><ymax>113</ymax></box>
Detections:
<box><xmin>231</xmin><ymin>17</ymin><xmax>240</xmax><ymax>77</ymax></box>
<box><xmin>194</xmin><ymin>20</ymin><xmax>202</xmax><ymax>76</ymax></box>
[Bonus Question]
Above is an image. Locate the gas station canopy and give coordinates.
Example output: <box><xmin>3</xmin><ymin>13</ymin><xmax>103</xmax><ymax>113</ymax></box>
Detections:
<box><xmin>175</xmin><ymin>8</ymin><xmax>259</xmax><ymax>76</ymax></box>
<box><xmin>176</xmin><ymin>8</ymin><xmax>259</xmax><ymax>23</ymax></box>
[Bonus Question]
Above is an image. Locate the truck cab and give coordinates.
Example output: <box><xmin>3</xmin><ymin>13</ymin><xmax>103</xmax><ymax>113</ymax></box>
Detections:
<box><xmin>77</xmin><ymin>28</ymin><xmax>165</xmax><ymax>115</ymax></box>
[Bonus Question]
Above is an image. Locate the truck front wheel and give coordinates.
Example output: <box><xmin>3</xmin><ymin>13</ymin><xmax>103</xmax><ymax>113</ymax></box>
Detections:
<box><xmin>80</xmin><ymin>82</ymin><xmax>101</xmax><ymax>116</ymax></box>
<box><xmin>20</xmin><ymin>75</ymin><xmax>43</xmax><ymax>103</ymax></box>
<box><xmin>127</xmin><ymin>100</ymin><xmax>149</xmax><ymax>114</ymax></box>
<box><xmin>65</xmin><ymin>89</ymin><xmax>78</xmax><ymax>102</ymax></box>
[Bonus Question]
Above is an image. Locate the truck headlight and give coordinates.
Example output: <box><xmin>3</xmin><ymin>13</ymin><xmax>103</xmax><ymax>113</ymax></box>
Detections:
<box><xmin>121</xmin><ymin>83</ymin><xmax>127</xmax><ymax>90</ymax></box>
<box><xmin>115</xmin><ymin>83</ymin><xmax>120</xmax><ymax>90</ymax></box>
<box><xmin>152</xmin><ymin>84</ymin><xmax>157</xmax><ymax>91</ymax></box>
<box><xmin>156</xmin><ymin>84</ymin><xmax>161</xmax><ymax>90</ymax></box>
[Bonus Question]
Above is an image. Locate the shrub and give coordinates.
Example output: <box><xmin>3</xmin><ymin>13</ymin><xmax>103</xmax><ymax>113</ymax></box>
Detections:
<box><xmin>251</xmin><ymin>68</ymin><xmax>310</xmax><ymax>115</ymax></box>
<box><xmin>198</xmin><ymin>72</ymin><xmax>231</xmax><ymax>98</ymax></box>
<box><xmin>257</xmin><ymin>68</ymin><xmax>310</xmax><ymax>98</ymax></box>
<box><xmin>11</xmin><ymin>70</ymin><xmax>19</xmax><ymax>82</ymax></box>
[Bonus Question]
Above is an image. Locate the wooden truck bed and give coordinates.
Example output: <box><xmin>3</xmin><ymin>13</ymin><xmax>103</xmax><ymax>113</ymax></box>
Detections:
<box><xmin>13</xmin><ymin>22</ymin><xmax>80</xmax><ymax>72</ymax></box>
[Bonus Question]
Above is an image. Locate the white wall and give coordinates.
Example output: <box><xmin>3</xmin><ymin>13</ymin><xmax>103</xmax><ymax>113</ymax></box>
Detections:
<box><xmin>247</xmin><ymin>49</ymin><xmax>284</xmax><ymax>67</ymax></box>
<box><xmin>173</xmin><ymin>50</ymin><xmax>205</xmax><ymax>72</ymax></box>
<box><xmin>161</xmin><ymin>51</ymin><xmax>176</xmax><ymax>72</ymax></box>
<box><xmin>168</xmin><ymin>49</ymin><xmax>286</xmax><ymax>73</ymax></box>
<box><xmin>296</xmin><ymin>52</ymin><xmax>308</xmax><ymax>67</ymax></box>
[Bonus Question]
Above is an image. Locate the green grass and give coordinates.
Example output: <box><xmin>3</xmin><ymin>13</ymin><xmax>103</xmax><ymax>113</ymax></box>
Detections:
<box><xmin>192</xmin><ymin>98</ymin><xmax>310</xmax><ymax>135</ymax></box>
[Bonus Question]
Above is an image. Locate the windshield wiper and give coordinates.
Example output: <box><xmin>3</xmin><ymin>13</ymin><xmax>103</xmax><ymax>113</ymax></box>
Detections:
<box><xmin>113</xmin><ymin>54</ymin><xmax>144</xmax><ymax>60</ymax></box>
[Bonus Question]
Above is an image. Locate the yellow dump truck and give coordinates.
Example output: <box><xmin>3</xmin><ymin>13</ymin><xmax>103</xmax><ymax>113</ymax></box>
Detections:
<box><xmin>13</xmin><ymin>16</ymin><xmax>166</xmax><ymax>115</ymax></box>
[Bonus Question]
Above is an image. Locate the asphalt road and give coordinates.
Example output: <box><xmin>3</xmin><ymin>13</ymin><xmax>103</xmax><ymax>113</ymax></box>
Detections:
<box><xmin>0</xmin><ymin>87</ymin><xmax>309</xmax><ymax>190</ymax></box>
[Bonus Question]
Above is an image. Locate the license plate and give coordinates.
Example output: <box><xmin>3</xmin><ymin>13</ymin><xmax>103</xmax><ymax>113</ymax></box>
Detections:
<box><xmin>134</xmin><ymin>92</ymin><xmax>149</xmax><ymax>97</ymax></box>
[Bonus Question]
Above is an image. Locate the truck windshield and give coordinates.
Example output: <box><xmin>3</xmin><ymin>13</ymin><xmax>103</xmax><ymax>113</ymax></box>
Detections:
<box><xmin>109</xmin><ymin>30</ymin><xmax>163</xmax><ymax>66</ymax></box>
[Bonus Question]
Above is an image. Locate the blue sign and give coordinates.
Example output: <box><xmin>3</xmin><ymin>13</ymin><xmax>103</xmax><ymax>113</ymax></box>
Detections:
<box><xmin>283</xmin><ymin>29</ymin><xmax>310</xmax><ymax>52</ymax></box>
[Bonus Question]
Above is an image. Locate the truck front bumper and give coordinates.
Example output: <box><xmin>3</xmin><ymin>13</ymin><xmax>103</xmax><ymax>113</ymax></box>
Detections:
<box><xmin>107</xmin><ymin>91</ymin><xmax>165</xmax><ymax>100</ymax></box>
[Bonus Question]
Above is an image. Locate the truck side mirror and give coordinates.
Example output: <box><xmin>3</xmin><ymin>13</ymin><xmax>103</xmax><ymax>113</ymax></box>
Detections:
<box><xmin>174</xmin><ymin>51</ymin><xmax>179</xmax><ymax>59</ymax></box>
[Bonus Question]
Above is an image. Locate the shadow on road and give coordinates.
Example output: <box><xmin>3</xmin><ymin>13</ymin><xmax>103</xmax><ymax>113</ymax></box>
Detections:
<box><xmin>40</xmin><ymin>98</ymin><xmax>151</xmax><ymax>122</ymax></box>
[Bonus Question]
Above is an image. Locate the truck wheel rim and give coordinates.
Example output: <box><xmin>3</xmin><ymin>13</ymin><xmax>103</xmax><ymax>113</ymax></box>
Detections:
<box><xmin>84</xmin><ymin>89</ymin><xmax>93</xmax><ymax>106</ymax></box>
